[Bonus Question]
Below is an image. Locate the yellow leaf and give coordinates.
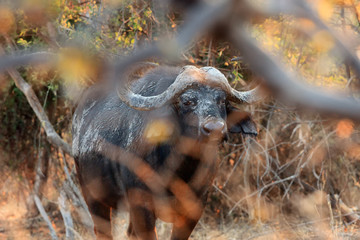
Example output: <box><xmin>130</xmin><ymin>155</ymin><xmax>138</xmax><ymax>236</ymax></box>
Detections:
<box><xmin>57</xmin><ymin>48</ymin><xmax>95</xmax><ymax>86</ymax></box>
<box><xmin>144</xmin><ymin>119</ymin><xmax>174</xmax><ymax>144</ymax></box>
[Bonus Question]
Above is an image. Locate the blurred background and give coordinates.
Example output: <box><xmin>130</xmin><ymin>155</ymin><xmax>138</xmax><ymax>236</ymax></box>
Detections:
<box><xmin>1</xmin><ymin>0</ymin><xmax>360</xmax><ymax>239</ymax></box>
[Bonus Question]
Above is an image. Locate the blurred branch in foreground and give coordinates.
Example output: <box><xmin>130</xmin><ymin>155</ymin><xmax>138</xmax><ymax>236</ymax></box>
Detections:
<box><xmin>232</xmin><ymin>28</ymin><xmax>360</xmax><ymax>120</ymax></box>
<box><xmin>0</xmin><ymin>52</ymin><xmax>56</xmax><ymax>72</ymax></box>
<box><xmin>1</xmin><ymin>0</ymin><xmax>360</xmax><ymax>239</ymax></box>
<box><xmin>1</xmin><ymin>0</ymin><xmax>360</xmax><ymax>124</ymax></box>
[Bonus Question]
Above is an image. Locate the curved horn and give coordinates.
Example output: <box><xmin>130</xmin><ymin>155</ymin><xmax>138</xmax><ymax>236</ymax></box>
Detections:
<box><xmin>201</xmin><ymin>67</ymin><xmax>262</xmax><ymax>104</ymax></box>
<box><xmin>117</xmin><ymin>65</ymin><xmax>261</xmax><ymax>111</ymax></box>
<box><xmin>117</xmin><ymin>66</ymin><xmax>206</xmax><ymax>110</ymax></box>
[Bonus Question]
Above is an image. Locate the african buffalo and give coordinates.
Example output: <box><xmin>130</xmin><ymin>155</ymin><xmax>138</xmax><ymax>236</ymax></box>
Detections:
<box><xmin>72</xmin><ymin>65</ymin><xmax>260</xmax><ymax>239</ymax></box>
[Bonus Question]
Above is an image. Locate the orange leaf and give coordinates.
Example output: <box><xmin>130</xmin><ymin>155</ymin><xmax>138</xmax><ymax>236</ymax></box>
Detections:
<box><xmin>229</xmin><ymin>159</ymin><xmax>235</xmax><ymax>166</ymax></box>
<box><xmin>336</xmin><ymin>119</ymin><xmax>354</xmax><ymax>139</ymax></box>
<box><xmin>316</xmin><ymin>0</ymin><xmax>334</xmax><ymax>20</ymax></box>
<box><xmin>0</xmin><ymin>7</ymin><xmax>14</xmax><ymax>35</ymax></box>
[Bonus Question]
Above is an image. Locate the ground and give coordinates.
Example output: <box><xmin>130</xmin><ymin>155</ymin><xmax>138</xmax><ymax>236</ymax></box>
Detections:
<box><xmin>1</xmin><ymin>160</ymin><xmax>360</xmax><ymax>240</ymax></box>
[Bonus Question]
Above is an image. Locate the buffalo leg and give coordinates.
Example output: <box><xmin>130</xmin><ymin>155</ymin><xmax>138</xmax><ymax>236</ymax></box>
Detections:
<box><xmin>88</xmin><ymin>200</ymin><xmax>112</xmax><ymax>239</ymax></box>
<box><xmin>170</xmin><ymin>216</ymin><xmax>200</xmax><ymax>240</ymax></box>
<box><xmin>127</xmin><ymin>188</ymin><xmax>157</xmax><ymax>240</ymax></box>
<box><xmin>128</xmin><ymin>206</ymin><xmax>157</xmax><ymax>240</ymax></box>
<box><xmin>127</xmin><ymin>221</ymin><xmax>136</xmax><ymax>238</ymax></box>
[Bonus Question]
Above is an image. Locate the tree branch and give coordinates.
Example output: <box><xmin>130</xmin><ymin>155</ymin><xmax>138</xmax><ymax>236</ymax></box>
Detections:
<box><xmin>0</xmin><ymin>52</ymin><xmax>56</xmax><ymax>72</ymax></box>
<box><xmin>231</xmin><ymin>27</ymin><xmax>360</xmax><ymax>120</ymax></box>
<box><xmin>6</xmin><ymin>68</ymin><xmax>72</xmax><ymax>155</ymax></box>
<box><xmin>34</xmin><ymin>195</ymin><xmax>58</xmax><ymax>240</ymax></box>
<box><xmin>58</xmin><ymin>190</ymin><xmax>75</xmax><ymax>240</ymax></box>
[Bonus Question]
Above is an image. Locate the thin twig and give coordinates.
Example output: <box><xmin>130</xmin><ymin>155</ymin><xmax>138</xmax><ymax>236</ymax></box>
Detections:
<box><xmin>58</xmin><ymin>190</ymin><xmax>75</xmax><ymax>240</ymax></box>
<box><xmin>59</xmin><ymin>150</ymin><xmax>96</xmax><ymax>238</ymax></box>
<box><xmin>34</xmin><ymin>195</ymin><xmax>58</xmax><ymax>240</ymax></box>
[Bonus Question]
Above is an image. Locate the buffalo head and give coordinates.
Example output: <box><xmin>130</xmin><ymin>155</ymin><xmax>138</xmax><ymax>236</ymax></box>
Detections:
<box><xmin>117</xmin><ymin>65</ymin><xmax>260</xmax><ymax>142</ymax></box>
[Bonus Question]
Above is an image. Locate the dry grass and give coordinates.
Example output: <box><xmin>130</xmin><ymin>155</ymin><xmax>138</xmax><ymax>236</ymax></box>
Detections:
<box><xmin>1</xmin><ymin>102</ymin><xmax>360</xmax><ymax>239</ymax></box>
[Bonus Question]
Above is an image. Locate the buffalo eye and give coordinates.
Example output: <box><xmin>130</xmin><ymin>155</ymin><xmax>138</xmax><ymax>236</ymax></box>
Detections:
<box><xmin>217</xmin><ymin>97</ymin><xmax>225</xmax><ymax>105</ymax></box>
<box><xmin>183</xmin><ymin>99</ymin><xmax>197</xmax><ymax>107</ymax></box>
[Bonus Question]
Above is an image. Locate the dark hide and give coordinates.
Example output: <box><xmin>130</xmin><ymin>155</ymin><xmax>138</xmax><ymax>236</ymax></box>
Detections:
<box><xmin>72</xmin><ymin>66</ymin><xmax>257</xmax><ymax>240</ymax></box>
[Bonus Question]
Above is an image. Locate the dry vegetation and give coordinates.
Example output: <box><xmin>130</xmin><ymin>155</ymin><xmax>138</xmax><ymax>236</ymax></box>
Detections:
<box><xmin>1</xmin><ymin>0</ymin><xmax>360</xmax><ymax>239</ymax></box>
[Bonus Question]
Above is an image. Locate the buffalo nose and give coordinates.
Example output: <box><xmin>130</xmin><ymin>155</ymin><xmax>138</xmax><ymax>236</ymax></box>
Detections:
<box><xmin>202</xmin><ymin>120</ymin><xmax>226</xmax><ymax>136</ymax></box>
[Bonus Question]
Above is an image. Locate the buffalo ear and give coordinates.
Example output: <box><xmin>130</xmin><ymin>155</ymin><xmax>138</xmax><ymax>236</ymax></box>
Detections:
<box><xmin>226</xmin><ymin>104</ymin><xmax>258</xmax><ymax>136</ymax></box>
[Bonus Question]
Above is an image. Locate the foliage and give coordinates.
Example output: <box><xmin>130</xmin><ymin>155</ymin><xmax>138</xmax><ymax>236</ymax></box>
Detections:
<box><xmin>1</xmin><ymin>0</ymin><xmax>360</xmax><ymax>239</ymax></box>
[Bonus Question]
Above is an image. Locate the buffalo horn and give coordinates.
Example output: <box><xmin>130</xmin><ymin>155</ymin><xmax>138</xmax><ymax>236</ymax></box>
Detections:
<box><xmin>117</xmin><ymin>65</ymin><xmax>261</xmax><ymax>111</ymax></box>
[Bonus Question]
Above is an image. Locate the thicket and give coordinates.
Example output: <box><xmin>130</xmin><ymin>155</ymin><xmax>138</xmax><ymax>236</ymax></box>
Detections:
<box><xmin>1</xmin><ymin>0</ymin><xmax>360</xmax><ymax>239</ymax></box>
